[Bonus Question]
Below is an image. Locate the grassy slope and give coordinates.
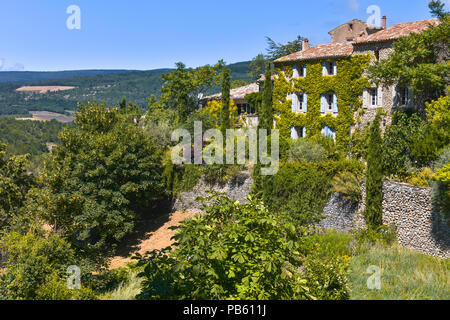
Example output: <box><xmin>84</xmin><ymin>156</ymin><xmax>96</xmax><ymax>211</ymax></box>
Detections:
<box><xmin>349</xmin><ymin>245</ymin><xmax>450</xmax><ymax>300</ymax></box>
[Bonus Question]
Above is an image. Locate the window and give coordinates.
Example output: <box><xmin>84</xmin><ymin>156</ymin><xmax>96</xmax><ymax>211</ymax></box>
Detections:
<box><xmin>370</xmin><ymin>88</ymin><xmax>378</xmax><ymax>106</ymax></box>
<box><xmin>292</xmin><ymin>93</ymin><xmax>308</xmax><ymax>113</ymax></box>
<box><xmin>399</xmin><ymin>88</ymin><xmax>409</xmax><ymax>106</ymax></box>
<box><xmin>349</xmin><ymin>23</ymin><xmax>353</xmax><ymax>31</ymax></box>
<box><xmin>326</xmin><ymin>94</ymin><xmax>333</xmax><ymax>111</ymax></box>
<box><xmin>299</xmin><ymin>65</ymin><xmax>306</xmax><ymax>77</ymax></box>
<box><xmin>321</xmin><ymin>93</ymin><xmax>338</xmax><ymax>114</ymax></box>
<box><xmin>374</xmin><ymin>50</ymin><xmax>380</xmax><ymax>61</ymax></box>
<box><xmin>291</xmin><ymin>127</ymin><xmax>307</xmax><ymax>140</ymax></box>
<box><xmin>323</xmin><ymin>126</ymin><xmax>336</xmax><ymax>139</ymax></box>
<box><xmin>323</xmin><ymin>61</ymin><xmax>336</xmax><ymax>76</ymax></box>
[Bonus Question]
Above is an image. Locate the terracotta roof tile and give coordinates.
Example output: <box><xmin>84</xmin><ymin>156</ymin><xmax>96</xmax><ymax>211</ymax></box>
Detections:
<box><xmin>354</xmin><ymin>18</ymin><xmax>440</xmax><ymax>44</ymax></box>
<box><xmin>203</xmin><ymin>82</ymin><xmax>260</xmax><ymax>101</ymax></box>
<box><xmin>274</xmin><ymin>42</ymin><xmax>354</xmax><ymax>63</ymax></box>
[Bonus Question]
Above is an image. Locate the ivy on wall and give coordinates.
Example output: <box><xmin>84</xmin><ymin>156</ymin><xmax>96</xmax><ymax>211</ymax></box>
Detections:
<box><xmin>273</xmin><ymin>54</ymin><xmax>371</xmax><ymax>150</ymax></box>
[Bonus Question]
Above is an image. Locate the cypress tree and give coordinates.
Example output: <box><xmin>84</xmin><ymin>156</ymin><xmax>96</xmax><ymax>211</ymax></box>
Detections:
<box><xmin>220</xmin><ymin>68</ymin><xmax>231</xmax><ymax>137</ymax></box>
<box><xmin>365</xmin><ymin>111</ymin><xmax>384</xmax><ymax>229</ymax></box>
<box><xmin>259</xmin><ymin>63</ymin><xmax>273</xmax><ymax>131</ymax></box>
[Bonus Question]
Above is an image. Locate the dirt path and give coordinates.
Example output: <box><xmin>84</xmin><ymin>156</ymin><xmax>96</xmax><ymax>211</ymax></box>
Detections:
<box><xmin>109</xmin><ymin>211</ymin><xmax>198</xmax><ymax>269</ymax></box>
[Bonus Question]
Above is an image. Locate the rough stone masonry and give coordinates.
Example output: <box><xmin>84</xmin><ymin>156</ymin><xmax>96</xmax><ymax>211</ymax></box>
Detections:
<box><xmin>173</xmin><ymin>175</ymin><xmax>449</xmax><ymax>258</ymax></box>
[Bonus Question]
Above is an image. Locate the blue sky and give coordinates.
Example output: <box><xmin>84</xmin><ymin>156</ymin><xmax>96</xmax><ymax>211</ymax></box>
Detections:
<box><xmin>0</xmin><ymin>0</ymin><xmax>443</xmax><ymax>71</ymax></box>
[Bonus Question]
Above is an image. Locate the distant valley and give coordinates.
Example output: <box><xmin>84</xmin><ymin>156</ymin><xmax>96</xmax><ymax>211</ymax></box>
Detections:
<box><xmin>0</xmin><ymin>61</ymin><xmax>252</xmax><ymax>117</ymax></box>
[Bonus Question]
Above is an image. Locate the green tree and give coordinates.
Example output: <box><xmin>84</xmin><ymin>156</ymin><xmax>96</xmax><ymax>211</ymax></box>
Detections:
<box><xmin>0</xmin><ymin>232</ymin><xmax>95</xmax><ymax>300</ymax></box>
<box><xmin>429</xmin><ymin>0</ymin><xmax>449</xmax><ymax>19</ymax></box>
<box><xmin>258</xmin><ymin>63</ymin><xmax>273</xmax><ymax>131</ymax></box>
<box><xmin>365</xmin><ymin>112</ymin><xmax>384</xmax><ymax>229</ymax></box>
<box><xmin>220</xmin><ymin>68</ymin><xmax>231</xmax><ymax>137</ymax></box>
<box><xmin>265</xmin><ymin>36</ymin><xmax>303</xmax><ymax>61</ymax></box>
<box><xmin>248</xmin><ymin>54</ymin><xmax>266</xmax><ymax>80</ymax></box>
<box><xmin>0</xmin><ymin>142</ymin><xmax>34</xmax><ymax>232</ymax></box>
<box><xmin>161</xmin><ymin>62</ymin><xmax>224</xmax><ymax>124</ymax></box>
<box><xmin>28</xmin><ymin>102</ymin><xmax>165</xmax><ymax>257</ymax></box>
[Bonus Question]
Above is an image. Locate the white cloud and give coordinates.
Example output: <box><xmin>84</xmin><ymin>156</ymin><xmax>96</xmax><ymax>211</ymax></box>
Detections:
<box><xmin>0</xmin><ymin>59</ymin><xmax>25</xmax><ymax>71</ymax></box>
<box><xmin>348</xmin><ymin>0</ymin><xmax>361</xmax><ymax>12</ymax></box>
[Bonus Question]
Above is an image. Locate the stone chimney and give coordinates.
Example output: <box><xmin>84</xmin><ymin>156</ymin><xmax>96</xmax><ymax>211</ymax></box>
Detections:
<box><xmin>382</xmin><ymin>16</ymin><xmax>387</xmax><ymax>29</ymax></box>
<box><xmin>302</xmin><ymin>38</ymin><xmax>309</xmax><ymax>51</ymax></box>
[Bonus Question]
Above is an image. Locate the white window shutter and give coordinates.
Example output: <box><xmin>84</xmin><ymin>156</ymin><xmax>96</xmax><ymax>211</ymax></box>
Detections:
<box><xmin>377</xmin><ymin>86</ymin><xmax>383</xmax><ymax>107</ymax></box>
<box><xmin>293</xmin><ymin>64</ymin><xmax>298</xmax><ymax>78</ymax></box>
<box><xmin>303</xmin><ymin>65</ymin><xmax>307</xmax><ymax>77</ymax></box>
<box><xmin>322</xmin><ymin>62</ymin><xmax>327</xmax><ymax>76</ymax></box>
<box><xmin>304</xmin><ymin>93</ymin><xmax>308</xmax><ymax>112</ymax></box>
<box><xmin>302</xmin><ymin>127</ymin><xmax>307</xmax><ymax>138</ymax></box>
<box><xmin>363</xmin><ymin>89</ymin><xmax>368</xmax><ymax>109</ymax></box>
<box><xmin>333</xmin><ymin>61</ymin><xmax>337</xmax><ymax>75</ymax></box>
<box><xmin>291</xmin><ymin>127</ymin><xmax>298</xmax><ymax>140</ymax></box>
<box><xmin>333</xmin><ymin>93</ymin><xmax>338</xmax><ymax>113</ymax></box>
<box><xmin>320</xmin><ymin>94</ymin><xmax>326</xmax><ymax>114</ymax></box>
<box><xmin>291</xmin><ymin>94</ymin><xmax>297</xmax><ymax>113</ymax></box>
<box><xmin>408</xmin><ymin>87</ymin><xmax>414</xmax><ymax>107</ymax></box>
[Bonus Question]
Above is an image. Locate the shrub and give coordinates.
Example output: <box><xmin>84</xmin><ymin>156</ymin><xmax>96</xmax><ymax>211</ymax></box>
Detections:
<box><xmin>408</xmin><ymin>167</ymin><xmax>433</xmax><ymax>187</ymax></box>
<box><xmin>0</xmin><ymin>232</ymin><xmax>78</xmax><ymax>300</ymax></box>
<box><xmin>432</xmin><ymin>146</ymin><xmax>450</xmax><ymax>219</ymax></box>
<box><xmin>365</xmin><ymin>112</ymin><xmax>383</xmax><ymax>230</ymax></box>
<box><xmin>302</xmin><ymin>254</ymin><xmax>350</xmax><ymax>300</ymax></box>
<box><xmin>288</xmin><ymin>139</ymin><xmax>327</xmax><ymax>163</ymax></box>
<box><xmin>259</xmin><ymin>163</ymin><xmax>332</xmax><ymax>225</ymax></box>
<box><xmin>332</xmin><ymin>172</ymin><xmax>362</xmax><ymax>204</ymax></box>
<box><xmin>136</xmin><ymin>193</ymin><xmax>312</xmax><ymax>300</ymax></box>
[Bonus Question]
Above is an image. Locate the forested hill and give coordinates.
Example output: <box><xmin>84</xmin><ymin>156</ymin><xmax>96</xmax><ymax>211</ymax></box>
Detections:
<box><xmin>0</xmin><ymin>70</ymin><xmax>133</xmax><ymax>83</ymax></box>
<box><xmin>0</xmin><ymin>61</ymin><xmax>252</xmax><ymax>116</ymax></box>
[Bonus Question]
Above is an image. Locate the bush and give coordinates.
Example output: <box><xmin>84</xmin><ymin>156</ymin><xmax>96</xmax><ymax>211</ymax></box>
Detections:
<box><xmin>432</xmin><ymin>146</ymin><xmax>450</xmax><ymax>219</ymax></box>
<box><xmin>259</xmin><ymin>163</ymin><xmax>332</xmax><ymax>225</ymax></box>
<box><xmin>136</xmin><ymin>193</ymin><xmax>312</xmax><ymax>300</ymax></box>
<box><xmin>0</xmin><ymin>232</ymin><xmax>78</xmax><ymax>300</ymax></box>
<box><xmin>332</xmin><ymin>172</ymin><xmax>362</xmax><ymax>204</ymax></box>
<box><xmin>408</xmin><ymin>167</ymin><xmax>433</xmax><ymax>187</ymax></box>
<box><xmin>288</xmin><ymin>139</ymin><xmax>327</xmax><ymax>163</ymax></box>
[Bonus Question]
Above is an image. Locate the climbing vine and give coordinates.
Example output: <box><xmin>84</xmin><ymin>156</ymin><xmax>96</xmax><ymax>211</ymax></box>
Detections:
<box><xmin>273</xmin><ymin>54</ymin><xmax>371</xmax><ymax>150</ymax></box>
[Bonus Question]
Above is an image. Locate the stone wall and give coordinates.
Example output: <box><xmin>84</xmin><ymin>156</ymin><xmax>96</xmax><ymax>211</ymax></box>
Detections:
<box><xmin>171</xmin><ymin>172</ymin><xmax>253</xmax><ymax>213</ymax></box>
<box><xmin>172</xmin><ymin>172</ymin><xmax>449</xmax><ymax>258</ymax></box>
<box><xmin>320</xmin><ymin>180</ymin><xmax>450</xmax><ymax>258</ymax></box>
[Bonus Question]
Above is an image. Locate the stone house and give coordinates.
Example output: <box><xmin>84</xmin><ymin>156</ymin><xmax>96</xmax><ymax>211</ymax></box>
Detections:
<box><xmin>273</xmin><ymin>17</ymin><xmax>439</xmax><ymax>140</ymax></box>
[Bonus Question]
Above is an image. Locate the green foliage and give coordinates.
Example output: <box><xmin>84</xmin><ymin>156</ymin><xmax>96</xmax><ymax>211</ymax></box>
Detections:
<box><xmin>288</xmin><ymin>138</ymin><xmax>327</xmax><ymax>163</ymax></box>
<box><xmin>259</xmin><ymin>63</ymin><xmax>274</xmax><ymax>131</ymax></box>
<box><xmin>0</xmin><ymin>117</ymin><xmax>66</xmax><ymax>157</ymax></box>
<box><xmin>350</xmin><ymin>125</ymin><xmax>370</xmax><ymax>160</ymax></box>
<box><xmin>365</xmin><ymin>112</ymin><xmax>383</xmax><ymax>230</ymax></box>
<box><xmin>426</xmin><ymin>94</ymin><xmax>450</xmax><ymax>147</ymax></box>
<box><xmin>258</xmin><ymin>163</ymin><xmax>334</xmax><ymax>225</ymax></box>
<box><xmin>432</xmin><ymin>146</ymin><xmax>450</xmax><ymax>219</ymax></box>
<box><xmin>383</xmin><ymin>112</ymin><xmax>439</xmax><ymax>178</ymax></box>
<box><xmin>137</xmin><ymin>193</ymin><xmax>313</xmax><ymax>300</ymax></box>
<box><xmin>220</xmin><ymin>68</ymin><xmax>231</xmax><ymax>136</ymax></box>
<box><xmin>298</xmin><ymin>232</ymin><xmax>352</xmax><ymax>300</ymax></box>
<box><xmin>368</xmin><ymin>14</ymin><xmax>449</xmax><ymax>110</ymax></box>
<box><xmin>273</xmin><ymin>54</ymin><xmax>371</xmax><ymax>150</ymax></box>
<box><xmin>332</xmin><ymin>171</ymin><xmax>362</xmax><ymax>205</ymax></box>
<box><xmin>0</xmin><ymin>142</ymin><xmax>34</xmax><ymax>232</ymax></box>
<box><xmin>161</xmin><ymin>62</ymin><xmax>224</xmax><ymax>124</ymax></box>
<box><xmin>429</xmin><ymin>0</ymin><xmax>449</xmax><ymax>19</ymax></box>
<box><xmin>28</xmin><ymin>102</ymin><xmax>165</xmax><ymax>256</ymax></box>
<box><xmin>248</xmin><ymin>54</ymin><xmax>266</xmax><ymax>80</ymax></box>
<box><xmin>0</xmin><ymin>232</ymin><xmax>78</xmax><ymax>300</ymax></box>
<box><xmin>265</xmin><ymin>36</ymin><xmax>304</xmax><ymax>61</ymax></box>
